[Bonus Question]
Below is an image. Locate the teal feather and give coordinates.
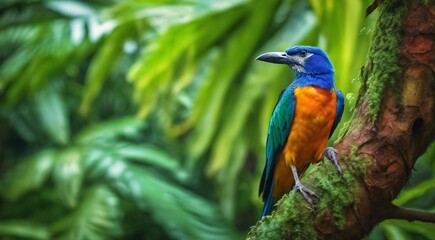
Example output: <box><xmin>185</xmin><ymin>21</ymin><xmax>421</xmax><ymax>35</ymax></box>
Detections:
<box><xmin>259</xmin><ymin>87</ymin><xmax>295</xmax><ymax>217</ymax></box>
<box><xmin>330</xmin><ymin>89</ymin><xmax>345</xmax><ymax>137</ymax></box>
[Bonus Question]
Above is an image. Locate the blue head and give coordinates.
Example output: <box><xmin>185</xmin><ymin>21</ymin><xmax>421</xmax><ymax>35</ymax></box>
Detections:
<box><xmin>256</xmin><ymin>46</ymin><xmax>335</xmax><ymax>88</ymax></box>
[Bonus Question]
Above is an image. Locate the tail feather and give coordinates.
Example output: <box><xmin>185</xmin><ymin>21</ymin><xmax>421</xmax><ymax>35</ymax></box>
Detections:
<box><xmin>259</xmin><ymin>182</ymin><xmax>275</xmax><ymax>219</ymax></box>
<box><xmin>260</xmin><ymin>195</ymin><xmax>274</xmax><ymax>219</ymax></box>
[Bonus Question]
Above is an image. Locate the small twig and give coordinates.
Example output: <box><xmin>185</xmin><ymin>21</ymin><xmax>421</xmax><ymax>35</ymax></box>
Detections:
<box><xmin>383</xmin><ymin>204</ymin><xmax>435</xmax><ymax>223</ymax></box>
<box><xmin>366</xmin><ymin>0</ymin><xmax>384</xmax><ymax>17</ymax></box>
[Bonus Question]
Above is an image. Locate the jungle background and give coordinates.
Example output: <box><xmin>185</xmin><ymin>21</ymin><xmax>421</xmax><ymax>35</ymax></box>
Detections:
<box><xmin>0</xmin><ymin>0</ymin><xmax>434</xmax><ymax>239</ymax></box>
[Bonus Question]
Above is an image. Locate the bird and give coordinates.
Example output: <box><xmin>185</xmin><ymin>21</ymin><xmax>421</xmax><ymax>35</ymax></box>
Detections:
<box><xmin>256</xmin><ymin>46</ymin><xmax>344</xmax><ymax>218</ymax></box>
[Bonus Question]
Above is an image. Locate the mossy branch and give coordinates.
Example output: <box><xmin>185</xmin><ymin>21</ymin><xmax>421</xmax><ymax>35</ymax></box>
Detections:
<box><xmin>247</xmin><ymin>149</ymin><xmax>370</xmax><ymax>240</ymax></box>
<box><xmin>359</xmin><ymin>0</ymin><xmax>404</xmax><ymax>121</ymax></box>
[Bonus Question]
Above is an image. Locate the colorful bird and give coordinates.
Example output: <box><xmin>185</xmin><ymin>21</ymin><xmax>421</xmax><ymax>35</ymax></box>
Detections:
<box><xmin>256</xmin><ymin>46</ymin><xmax>344</xmax><ymax>218</ymax></box>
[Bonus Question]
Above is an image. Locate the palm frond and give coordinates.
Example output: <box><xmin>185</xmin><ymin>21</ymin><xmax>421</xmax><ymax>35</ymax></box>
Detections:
<box><xmin>34</xmin><ymin>83</ymin><xmax>70</xmax><ymax>145</ymax></box>
<box><xmin>1</xmin><ymin>150</ymin><xmax>56</xmax><ymax>200</ymax></box>
<box><xmin>1</xmin><ymin>116</ymin><xmax>235</xmax><ymax>239</ymax></box>
<box><xmin>50</xmin><ymin>186</ymin><xmax>122</xmax><ymax>240</ymax></box>
<box><xmin>381</xmin><ymin>220</ymin><xmax>435</xmax><ymax>240</ymax></box>
<box><xmin>0</xmin><ymin>220</ymin><xmax>49</xmax><ymax>240</ymax></box>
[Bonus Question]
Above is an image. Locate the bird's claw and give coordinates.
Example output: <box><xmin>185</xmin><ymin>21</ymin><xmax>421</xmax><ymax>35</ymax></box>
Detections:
<box><xmin>294</xmin><ymin>182</ymin><xmax>319</xmax><ymax>212</ymax></box>
<box><xmin>324</xmin><ymin>147</ymin><xmax>342</xmax><ymax>173</ymax></box>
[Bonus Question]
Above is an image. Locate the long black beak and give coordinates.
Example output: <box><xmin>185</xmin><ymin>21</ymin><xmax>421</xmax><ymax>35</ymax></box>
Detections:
<box><xmin>256</xmin><ymin>52</ymin><xmax>290</xmax><ymax>64</ymax></box>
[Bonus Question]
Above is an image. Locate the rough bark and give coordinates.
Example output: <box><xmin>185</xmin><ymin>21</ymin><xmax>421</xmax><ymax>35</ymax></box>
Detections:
<box><xmin>247</xmin><ymin>0</ymin><xmax>435</xmax><ymax>239</ymax></box>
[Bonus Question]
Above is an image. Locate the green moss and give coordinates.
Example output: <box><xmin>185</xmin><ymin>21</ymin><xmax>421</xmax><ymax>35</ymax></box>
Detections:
<box><xmin>312</xmin><ymin>162</ymin><xmax>355</xmax><ymax>228</ymax></box>
<box><xmin>308</xmin><ymin>146</ymin><xmax>371</xmax><ymax>229</ymax></box>
<box><xmin>247</xmin><ymin>147</ymin><xmax>372</xmax><ymax>239</ymax></box>
<box><xmin>247</xmin><ymin>192</ymin><xmax>318</xmax><ymax>240</ymax></box>
<box><xmin>362</xmin><ymin>0</ymin><xmax>405</xmax><ymax>120</ymax></box>
<box><xmin>348</xmin><ymin>145</ymin><xmax>372</xmax><ymax>176</ymax></box>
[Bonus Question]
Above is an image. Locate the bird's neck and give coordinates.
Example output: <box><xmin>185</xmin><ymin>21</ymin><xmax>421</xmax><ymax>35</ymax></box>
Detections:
<box><xmin>293</xmin><ymin>72</ymin><xmax>335</xmax><ymax>89</ymax></box>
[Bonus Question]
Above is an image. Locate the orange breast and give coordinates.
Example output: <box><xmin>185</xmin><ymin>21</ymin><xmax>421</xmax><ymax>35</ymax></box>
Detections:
<box><xmin>272</xmin><ymin>86</ymin><xmax>337</xmax><ymax>199</ymax></box>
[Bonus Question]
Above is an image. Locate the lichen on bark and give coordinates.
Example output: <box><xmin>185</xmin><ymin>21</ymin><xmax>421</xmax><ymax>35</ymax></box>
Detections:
<box><xmin>361</xmin><ymin>0</ymin><xmax>405</xmax><ymax>121</ymax></box>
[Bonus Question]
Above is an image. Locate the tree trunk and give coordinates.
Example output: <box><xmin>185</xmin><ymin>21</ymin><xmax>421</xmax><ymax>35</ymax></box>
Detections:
<box><xmin>247</xmin><ymin>0</ymin><xmax>435</xmax><ymax>239</ymax></box>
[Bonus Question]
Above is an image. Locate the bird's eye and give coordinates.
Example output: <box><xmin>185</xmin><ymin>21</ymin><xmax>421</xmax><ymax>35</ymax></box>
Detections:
<box><xmin>298</xmin><ymin>50</ymin><xmax>307</xmax><ymax>57</ymax></box>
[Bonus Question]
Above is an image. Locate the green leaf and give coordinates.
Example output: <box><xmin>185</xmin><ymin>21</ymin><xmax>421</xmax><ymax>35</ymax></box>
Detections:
<box><xmin>113</xmin><ymin>143</ymin><xmax>183</xmax><ymax>175</ymax></box>
<box><xmin>393</xmin><ymin>179</ymin><xmax>435</xmax><ymax>206</ymax></box>
<box><xmin>50</xmin><ymin>186</ymin><xmax>121</xmax><ymax>240</ymax></box>
<box><xmin>53</xmin><ymin>148</ymin><xmax>83</xmax><ymax>208</ymax></box>
<box><xmin>1</xmin><ymin>150</ymin><xmax>56</xmax><ymax>200</ymax></box>
<box><xmin>0</xmin><ymin>220</ymin><xmax>49</xmax><ymax>240</ymax></box>
<box><xmin>380</xmin><ymin>222</ymin><xmax>409</xmax><ymax>240</ymax></box>
<box><xmin>128</xmin><ymin>0</ymin><xmax>249</xmax><ymax>118</ymax></box>
<box><xmin>79</xmin><ymin>25</ymin><xmax>130</xmax><ymax>116</ymax></box>
<box><xmin>34</xmin><ymin>83</ymin><xmax>70</xmax><ymax>145</ymax></box>
<box><xmin>74</xmin><ymin>116</ymin><xmax>145</xmax><ymax>144</ymax></box>
<box><xmin>116</xmin><ymin>166</ymin><xmax>236</xmax><ymax>240</ymax></box>
<box><xmin>45</xmin><ymin>1</ymin><xmax>96</xmax><ymax>18</ymax></box>
<box><xmin>3</xmin><ymin>19</ymin><xmax>85</xmax><ymax>105</ymax></box>
<box><xmin>0</xmin><ymin>43</ymin><xmax>38</xmax><ymax>90</ymax></box>
<box><xmin>84</xmin><ymin>146</ymin><xmax>235</xmax><ymax>240</ymax></box>
<box><xmin>382</xmin><ymin>220</ymin><xmax>435</xmax><ymax>240</ymax></box>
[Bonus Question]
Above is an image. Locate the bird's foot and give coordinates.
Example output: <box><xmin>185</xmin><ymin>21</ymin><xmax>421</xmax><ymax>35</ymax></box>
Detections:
<box><xmin>294</xmin><ymin>182</ymin><xmax>319</xmax><ymax>211</ymax></box>
<box><xmin>323</xmin><ymin>147</ymin><xmax>342</xmax><ymax>174</ymax></box>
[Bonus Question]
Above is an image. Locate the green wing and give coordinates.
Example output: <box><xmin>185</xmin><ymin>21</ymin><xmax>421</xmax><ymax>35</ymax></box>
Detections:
<box><xmin>259</xmin><ymin>87</ymin><xmax>295</xmax><ymax>217</ymax></box>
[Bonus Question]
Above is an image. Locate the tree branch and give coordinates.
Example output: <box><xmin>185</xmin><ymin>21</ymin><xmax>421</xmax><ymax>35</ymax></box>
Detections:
<box><xmin>383</xmin><ymin>204</ymin><xmax>435</xmax><ymax>223</ymax></box>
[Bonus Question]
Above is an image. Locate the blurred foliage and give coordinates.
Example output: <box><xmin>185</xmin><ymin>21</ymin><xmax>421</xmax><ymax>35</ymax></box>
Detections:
<box><xmin>0</xmin><ymin>0</ymin><xmax>433</xmax><ymax>239</ymax></box>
